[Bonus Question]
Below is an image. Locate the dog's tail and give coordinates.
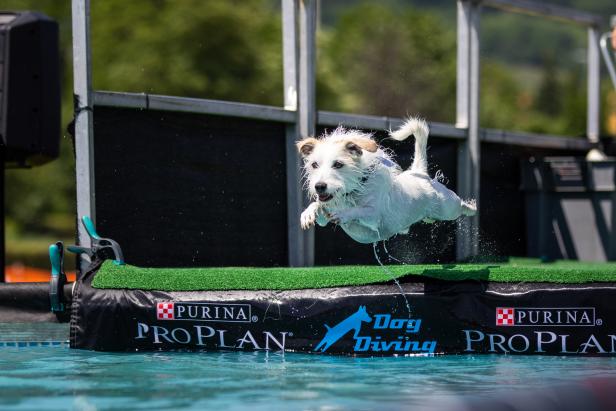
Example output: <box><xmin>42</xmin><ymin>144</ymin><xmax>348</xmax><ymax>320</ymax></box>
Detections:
<box><xmin>390</xmin><ymin>117</ymin><xmax>429</xmax><ymax>174</ymax></box>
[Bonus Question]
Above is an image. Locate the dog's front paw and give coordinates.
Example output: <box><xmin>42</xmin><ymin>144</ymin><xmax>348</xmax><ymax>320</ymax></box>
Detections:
<box><xmin>301</xmin><ymin>208</ymin><xmax>317</xmax><ymax>230</ymax></box>
<box><xmin>329</xmin><ymin>211</ymin><xmax>350</xmax><ymax>225</ymax></box>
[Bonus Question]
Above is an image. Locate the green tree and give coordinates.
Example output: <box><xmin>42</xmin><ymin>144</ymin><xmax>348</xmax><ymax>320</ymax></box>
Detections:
<box><xmin>535</xmin><ymin>53</ymin><xmax>562</xmax><ymax>116</ymax></box>
<box><xmin>561</xmin><ymin>68</ymin><xmax>586</xmax><ymax>136</ymax></box>
<box><xmin>479</xmin><ymin>61</ymin><xmax>522</xmax><ymax>131</ymax></box>
<box><xmin>90</xmin><ymin>0</ymin><xmax>283</xmax><ymax>105</ymax></box>
<box><xmin>319</xmin><ymin>4</ymin><xmax>457</xmax><ymax>122</ymax></box>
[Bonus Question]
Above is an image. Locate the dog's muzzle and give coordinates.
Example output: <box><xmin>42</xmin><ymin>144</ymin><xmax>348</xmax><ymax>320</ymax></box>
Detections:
<box><xmin>315</xmin><ymin>182</ymin><xmax>333</xmax><ymax>202</ymax></box>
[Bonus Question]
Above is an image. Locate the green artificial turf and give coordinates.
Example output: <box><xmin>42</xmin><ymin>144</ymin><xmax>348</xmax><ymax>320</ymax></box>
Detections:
<box><xmin>91</xmin><ymin>258</ymin><xmax>616</xmax><ymax>291</ymax></box>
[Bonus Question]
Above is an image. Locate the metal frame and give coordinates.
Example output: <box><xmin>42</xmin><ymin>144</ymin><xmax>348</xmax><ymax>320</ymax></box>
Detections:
<box><xmin>93</xmin><ymin>91</ymin><xmax>592</xmax><ymax>151</ymax></box>
<box><xmin>71</xmin><ymin>0</ymin><xmax>95</xmax><ymax>272</ymax></box>
<box><xmin>481</xmin><ymin>0</ymin><xmax>602</xmax><ymax>26</ymax></box>
<box><xmin>587</xmin><ymin>27</ymin><xmax>601</xmax><ymax>144</ymax></box>
<box><xmin>455</xmin><ymin>0</ymin><xmax>481</xmax><ymax>260</ymax></box>
<box><xmin>282</xmin><ymin>0</ymin><xmax>306</xmax><ymax>267</ymax></box>
<box><xmin>93</xmin><ymin>91</ymin><xmax>296</xmax><ymax>123</ymax></box>
<box><xmin>601</xmin><ymin>32</ymin><xmax>616</xmax><ymax>88</ymax></box>
<box><xmin>73</xmin><ymin>0</ymin><xmax>603</xmax><ymax>268</ymax></box>
<box><xmin>295</xmin><ymin>0</ymin><xmax>318</xmax><ymax>266</ymax></box>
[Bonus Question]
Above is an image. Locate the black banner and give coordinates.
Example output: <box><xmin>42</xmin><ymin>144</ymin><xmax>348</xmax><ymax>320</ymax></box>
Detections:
<box><xmin>71</xmin><ymin>261</ymin><xmax>616</xmax><ymax>356</ymax></box>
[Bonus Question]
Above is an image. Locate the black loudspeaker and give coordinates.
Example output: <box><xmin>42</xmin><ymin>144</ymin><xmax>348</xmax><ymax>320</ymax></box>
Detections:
<box><xmin>0</xmin><ymin>11</ymin><xmax>60</xmax><ymax>167</ymax></box>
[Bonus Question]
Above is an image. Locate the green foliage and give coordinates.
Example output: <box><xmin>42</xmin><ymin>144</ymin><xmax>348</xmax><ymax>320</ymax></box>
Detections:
<box><xmin>319</xmin><ymin>3</ymin><xmax>457</xmax><ymax>122</ymax></box>
<box><xmin>561</xmin><ymin>68</ymin><xmax>587</xmax><ymax>136</ymax></box>
<box><xmin>535</xmin><ymin>54</ymin><xmax>562</xmax><ymax>116</ymax></box>
<box><xmin>479</xmin><ymin>61</ymin><xmax>522</xmax><ymax>131</ymax></box>
<box><xmin>5</xmin><ymin>140</ymin><xmax>75</xmax><ymax>235</ymax></box>
<box><xmin>480</xmin><ymin>56</ymin><xmax>589</xmax><ymax>136</ymax></box>
<box><xmin>90</xmin><ymin>0</ymin><xmax>283</xmax><ymax>105</ymax></box>
<box><xmin>481</xmin><ymin>12</ymin><xmax>584</xmax><ymax>68</ymax></box>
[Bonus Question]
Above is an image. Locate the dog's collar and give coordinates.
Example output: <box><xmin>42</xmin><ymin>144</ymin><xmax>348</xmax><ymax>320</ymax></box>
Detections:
<box><xmin>343</xmin><ymin>174</ymin><xmax>371</xmax><ymax>198</ymax></box>
<box><xmin>378</xmin><ymin>156</ymin><xmax>396</xmax><ymax>168</ymax></box>
<box><xmin>344</xmin><ymin>157</ymin><xmax>392</xmax><ymax>197</ymax></box>
<box><xmin>362</xmin><ymin>156</ymin><xmax>396</xmax><ymax>181</ymax></box>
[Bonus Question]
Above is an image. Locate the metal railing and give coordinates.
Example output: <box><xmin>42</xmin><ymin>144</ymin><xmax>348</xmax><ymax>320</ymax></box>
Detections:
<box><xmin>72</xmin><ymin>0</ymin><xmax>604</xmax><ymax>269</ymax></box>
<box><xmin>600</xmin><ymin>17</ymin><xmax>616</xmax><ymax>89</ymax></box>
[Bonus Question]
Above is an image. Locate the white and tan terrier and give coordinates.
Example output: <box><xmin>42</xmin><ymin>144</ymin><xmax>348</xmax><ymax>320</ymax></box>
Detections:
<box><xmin>297</xmin><ymin>117</ymin><xmax>476</xmax><ymax>244</ymax></box>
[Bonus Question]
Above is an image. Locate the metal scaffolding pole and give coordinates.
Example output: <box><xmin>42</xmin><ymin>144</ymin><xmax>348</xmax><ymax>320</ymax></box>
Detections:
<box><xmin>72</xmin><ymin>0</ymin><xmax>95</xmax><ymax>273</ymax></box>
<box><xmin>297</xmin><ymin>0</ymin><xmax>317</xmax><ymax>266</ymax></box>
<box><xmin>456</xmin><ymin>0</ymin><xmax>481</xmax><ymax>260</ymax></box>
<box><xmin>283</xmin><ymin>0</ymin><xmax>306</xmax><ymax>266</ymax></box>
<box><xmin>587</xmin><ymin>26</ymin><xmax>601</xmax><ymax>145</ymax></box>
<box><xmin>282</xmin><ymin>0</ymin><xmax>316</xmax><ymax>266</ymax></box>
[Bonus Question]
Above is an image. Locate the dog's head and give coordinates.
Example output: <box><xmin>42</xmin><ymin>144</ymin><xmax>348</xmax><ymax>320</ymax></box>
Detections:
<box><xmin>297</xmin><ymin>127</ymin><xmax>378</xmax><ymax>203</ymax></box>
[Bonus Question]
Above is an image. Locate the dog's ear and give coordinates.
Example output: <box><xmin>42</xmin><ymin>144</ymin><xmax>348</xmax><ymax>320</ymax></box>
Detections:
<box><xmin>345</xmin><ymin>137</ymin><xmax>377</xmax><ymax>156</ymax></box>
<box><xmin>296</xmin><ymin>137</ymin><xmax>319</xmax><ymax>158</ymax></box>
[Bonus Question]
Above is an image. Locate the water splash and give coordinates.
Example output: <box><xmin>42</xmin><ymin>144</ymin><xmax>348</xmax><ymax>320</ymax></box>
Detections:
<box><xmin>384</xmin><ymin>219</ymin><xmax>502</xmax><ymax>266</ymax></box>
<box><xmin>382</xmin><ymin>241</ymin><xmax>404</xmax><ymax>264</ymax></box>
<box><xmin>372</xmin><ymin>242</ymin><xmax>412</xmax><ymax>318</ymax></box>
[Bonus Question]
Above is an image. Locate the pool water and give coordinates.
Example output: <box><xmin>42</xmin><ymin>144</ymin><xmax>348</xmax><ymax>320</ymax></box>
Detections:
<box><xmin>1</xmin><ymin>347</ymin><xmax>616</xmax><ymax>411</ymax></box>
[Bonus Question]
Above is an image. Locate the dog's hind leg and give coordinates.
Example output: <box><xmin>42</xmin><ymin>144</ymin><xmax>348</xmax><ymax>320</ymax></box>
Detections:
<box><xmin>461</xmin><ymin>199</ymin><xmax>477</xmax><ymax>216</ymax></box>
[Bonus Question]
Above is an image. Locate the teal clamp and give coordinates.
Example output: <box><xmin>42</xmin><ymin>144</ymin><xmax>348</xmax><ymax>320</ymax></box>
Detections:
<box><xmin>82</xmin><ymin>215</ymin><xmax>101</xmax><ymax>240</ymax></box>
<box><xmin>67</xmin><ymin>216</ymin><xmax>125</xmax><ymax>265</ymax></box>
<box><xmin>49</xmin><ymin>242</ymin><xmax>67</xmax><ymax>313</ymax></box>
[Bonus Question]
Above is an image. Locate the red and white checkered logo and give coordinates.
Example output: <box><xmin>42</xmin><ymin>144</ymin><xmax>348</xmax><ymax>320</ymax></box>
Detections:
<box><xmin>157</xmin><ymin>302</ymin><xmax>174</xmax><ymax>320</ymax></box>
<box><xmin>496</xmin><ymin>307</ymin><xmax>515</xmax><ymax>326</ymax></box>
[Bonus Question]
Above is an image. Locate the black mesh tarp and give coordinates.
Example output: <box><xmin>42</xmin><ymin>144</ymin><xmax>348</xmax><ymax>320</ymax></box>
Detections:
<box><xmin>93</xmin><ymin>107</ymin><xmax>288</xmax><ymax>267</ymax></box>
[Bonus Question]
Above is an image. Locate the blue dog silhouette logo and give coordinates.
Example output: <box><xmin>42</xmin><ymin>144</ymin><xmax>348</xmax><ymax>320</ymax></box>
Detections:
<box><xmin>313</xmin><ymin>306</ymin><xmax>437</xmax><ymax>354</ymax></box>
<box><xmin>314</xmin><ymin>306</ymin><xmax>372</xmax><ymax>352</ymax></box>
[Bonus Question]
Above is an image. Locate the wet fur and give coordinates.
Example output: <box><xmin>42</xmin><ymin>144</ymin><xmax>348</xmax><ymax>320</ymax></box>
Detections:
<box><xmin>298</xmin><ymin>117</ymin><xmax>477</xmax><ymax>244</ymax></box>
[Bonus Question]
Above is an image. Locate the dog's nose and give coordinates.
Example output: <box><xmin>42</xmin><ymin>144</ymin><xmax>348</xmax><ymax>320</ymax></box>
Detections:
<box><xmin>315</xmin><ymin>182</ymin><xmax>327</xmax><ymax>194</ymax></box>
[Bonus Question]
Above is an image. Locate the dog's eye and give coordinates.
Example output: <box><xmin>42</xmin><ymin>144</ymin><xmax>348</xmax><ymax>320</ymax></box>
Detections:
<box><xmin>332</xmin><ymin>161</ymin><xmax>344</xmax><ymax>169</ymax></box>
<box><xmin>311</xmin><ymin>162</ymin><xmax>319</xmax><ymax>169</ymax></box>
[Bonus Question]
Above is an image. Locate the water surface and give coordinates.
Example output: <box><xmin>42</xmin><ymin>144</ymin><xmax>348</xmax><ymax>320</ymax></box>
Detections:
<box><xmin>1</xmin><ymin>347</ymin><xmax>616</xmax><ymax>410</ymax></box>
